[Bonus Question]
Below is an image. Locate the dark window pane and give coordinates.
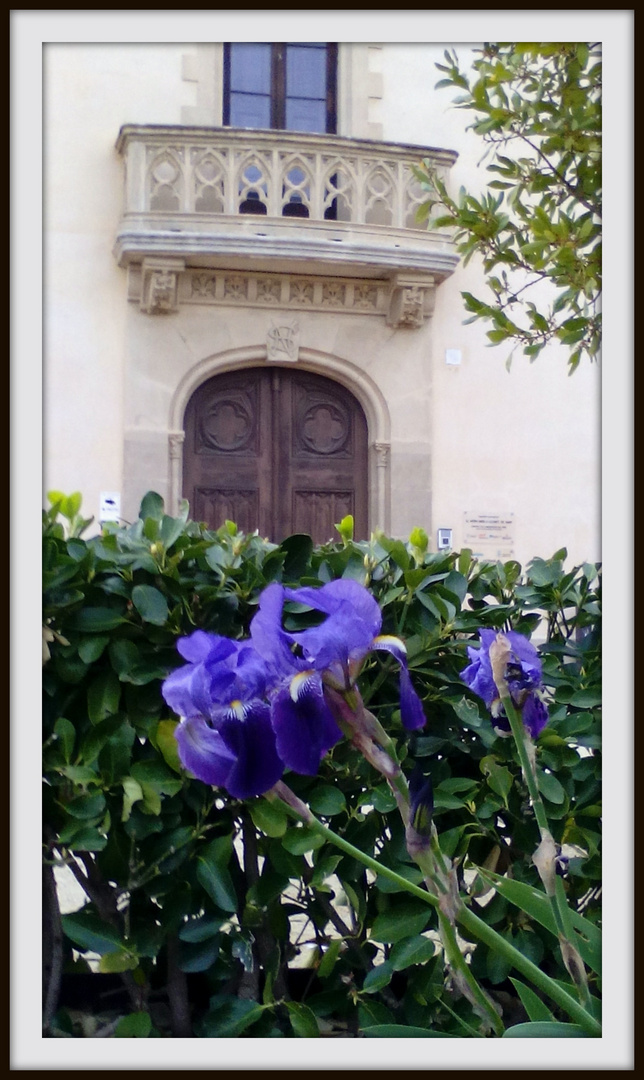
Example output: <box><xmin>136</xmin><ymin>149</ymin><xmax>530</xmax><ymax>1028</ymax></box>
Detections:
<box><xmin>286</xmin><ymin>45</ymin><xmax>327</xmax><ymax>100</ymax></box>
<box><xmin>285</xmin><ymin>97</ymin><xmax>326</xmax><ymax>133</ymax></box>
<box><xmin>229</xmin><ymin>93</ymin><xmax>271</xmax><ymax>129</ymax></box>
<box><xmin>229</xmin><ymin>44</ymin><xmax>271</xmax><ymax>94</ymax></box>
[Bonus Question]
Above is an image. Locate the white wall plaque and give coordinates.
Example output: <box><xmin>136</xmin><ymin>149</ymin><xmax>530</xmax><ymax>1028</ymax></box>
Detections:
<box><xmin>463</xmin><ymin>511</ymin><xmax>515</xmax><ymax>559</ymax></box>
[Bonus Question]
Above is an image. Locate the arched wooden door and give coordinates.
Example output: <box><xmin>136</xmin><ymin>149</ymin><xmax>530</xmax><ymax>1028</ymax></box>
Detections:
<box><xmin>183</xmin><ymin>367</ymin><xmax>368</xmax><ymax>543</ymax></box>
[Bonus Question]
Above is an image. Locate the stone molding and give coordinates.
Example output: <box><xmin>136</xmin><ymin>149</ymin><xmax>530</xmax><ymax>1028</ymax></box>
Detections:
<box><xmin>129</xmin><ymin>264</ymin><xmax>437</xmax><ymax>327</ymax></box>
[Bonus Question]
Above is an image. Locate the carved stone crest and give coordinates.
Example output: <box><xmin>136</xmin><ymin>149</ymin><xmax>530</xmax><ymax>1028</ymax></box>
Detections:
<box><xmin>266</xmin><ymin>320</ymin><xmax>300</xmax><ymax>363</ymax></box>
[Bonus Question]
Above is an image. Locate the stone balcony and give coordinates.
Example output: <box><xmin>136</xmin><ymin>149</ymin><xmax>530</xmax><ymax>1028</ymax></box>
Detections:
<box><xmin>113</xmin><ymin>125</ymin><xmax>459</xmax><ymax>325</ymax></box>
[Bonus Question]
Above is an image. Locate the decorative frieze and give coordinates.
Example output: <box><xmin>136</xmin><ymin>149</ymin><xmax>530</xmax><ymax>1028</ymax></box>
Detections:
<box><xmin>131</xmin><ymin>265</ymin><xmax>437</xmax><ymax>326</ymax></box>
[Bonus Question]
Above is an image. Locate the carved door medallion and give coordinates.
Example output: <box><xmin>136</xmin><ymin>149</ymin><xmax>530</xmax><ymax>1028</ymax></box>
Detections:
<box><xmin>183</xmin><ymin>368</ymin><xmax>368</xmax><ymax>543</ymax></box>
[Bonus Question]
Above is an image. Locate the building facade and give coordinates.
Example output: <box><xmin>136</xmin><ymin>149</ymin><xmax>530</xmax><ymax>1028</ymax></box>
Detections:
<box><xmin>44</xmin><ymin>42</ymin><xmax>601</xmax><ymax>564</ymax></box>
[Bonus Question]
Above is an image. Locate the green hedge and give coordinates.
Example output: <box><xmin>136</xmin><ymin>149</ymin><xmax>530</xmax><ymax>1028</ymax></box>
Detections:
<box><xmin>42</xmin><ymin>492</ymin><xmax>601</xmax><ymax>1038</ymax></box>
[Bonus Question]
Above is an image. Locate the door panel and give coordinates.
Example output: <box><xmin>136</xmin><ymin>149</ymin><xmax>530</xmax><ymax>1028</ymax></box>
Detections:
<box><xmin>183</xmin><ymin>367</ymin><xmax>368</xmax><ymax>543</ymax></box>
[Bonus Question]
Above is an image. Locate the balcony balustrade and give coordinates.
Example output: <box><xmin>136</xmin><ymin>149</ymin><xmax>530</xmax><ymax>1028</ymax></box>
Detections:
<box><xmin>113</xmin><ymin>126</ymin><xmax>460</xmax><ymax>322</ymax></box>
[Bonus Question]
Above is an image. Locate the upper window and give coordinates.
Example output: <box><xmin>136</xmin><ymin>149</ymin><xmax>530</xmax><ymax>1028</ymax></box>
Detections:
<box><xmin>223</xmin><ymin>43</ymin><xmax>337</xmax><ymax>134</ymax></box>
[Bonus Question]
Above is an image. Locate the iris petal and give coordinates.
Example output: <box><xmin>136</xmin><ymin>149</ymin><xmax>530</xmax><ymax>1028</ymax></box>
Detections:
<box><xmin>218</xmin><ymin>702</ymin><xmax>285</xmax><ymax>799</ymax></box>
<box><xmin>174</xmin><ymin>716</ymin><xmax>237</xmax><ymax>787</ymax></box>
<box><xmin>250</xmin><ymin>583</ymin><xmax>304</xmax><ymax>680</ymax></box>
<box><xmin>271</xmin><ymin>677</ymin><xmax>343</xmax><ymax>775</ymax></box>
<box><xmin>521</xmin><ymin>693</ymin><xmax>549</xmax><ymax>738</ymax></box>
<box><xmin>162</xmin><ymin>662</ymin><xmax>214</xmax><ymax>720</ymax></box>
<box><xmin>399</xmin><ymin>665</ymin><xmax>427</xmax><ymax>730</ymax></box>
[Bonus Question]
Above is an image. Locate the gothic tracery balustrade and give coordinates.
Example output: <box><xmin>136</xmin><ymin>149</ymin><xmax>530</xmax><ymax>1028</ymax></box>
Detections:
<box><xmin>117</xmin><ymin>125</ymin><xmax>456</xmax><ymax>230</ymax></box>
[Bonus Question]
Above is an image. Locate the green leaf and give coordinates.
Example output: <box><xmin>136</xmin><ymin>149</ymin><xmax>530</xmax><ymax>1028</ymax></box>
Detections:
<box><xmin>509</xmin><ymin>978</ymin><xmax>555</xmax><ymax>1022</ymax></box>
<box><xmin>160</xmin><ymin>513</ymin><xmax>186</xmax><ymax>551</ymax></box>
<box><xmin>358</xmin><ymin>999</ymin><xmax>396</xmax><ymax>1030</ymax></box>
<box><xmin>479</xmin><ymin>870</ymin><xmax>601</xmax><ymax>974</ymax></box>
<box><xmin>308</xmin><ymin>785</ymin><xmax>347</xmax><ymax>816</ymax></box>
<box><xmin>537</xmin><ymin>769</ymin><xmax>566</xmax><ymax>804</ymax></box>
<box><xmin>389</xmin><ymin>935</ymin><xmax>435</xmax><ymax>971</ymax></box>
<box><xmin>59</xmin><ymin>765</ymin><xmax>100</xmax><ymax>785</ymax></box>
<box><xmin>114</xmin><ymin>1012</ymin><xmax>152</xmax><ymax>1038</ymax></box>
<box><xmin>286</xmin><ymin>1001</ymin><xmax>320</xmax><ymax>1037</ymax></box>
<box><xmin>98</xmin><ymin>950</ymin><xmax>139</xmax><ymax>974</ymax></box>
<box><xmin>71</xmin><ymin>607</ymin><xmax>126</xmax><ymax>632</ymax></box>
<box><xmin>279</xmin><ymin>533</ymin><xmax>314</xmax><ymax>579</ymax></box>
<box><xmin>61</xmin><ymin>912</ymin><xmax>124</xmax><ymax>955</ymax></box>
<box><xmin>139</xmin><ymin>491</ymin><xmax>165</xmax><ymax>521</ymax></box>
<box><xmin>318</xmin><ymin>938</ymin><xmax>341</xmax><ymax>979</ymax></box>
<box><xmin>196</xmin><ymin>857</ymin><xmax>238</xmax><ymax>913</ymax></box>
<box><xmin>130</xmin><ymin>760</ymin><xmax>182</xmax><ymax>796</ymax></box>
<box><xmin>370</xmin><ymin>906</ymin><xmax>430</xmax><ymax>944</ymax></box>
<box><xmin>363</xmin><ymin>1025</ymin><xmax>452</xmax><ymax>1038</ymax></box>
<box><xmin>362</xmin><ymin>960</ymin><xmax>394</xmax><ymax>993</ymax></box>
<box><xmin>178</xmin><ymin>935</ymin><xmax>221</xmax><ymax>973</ymax></box>
<box><xmin>569</xmin><ymin>688</ymin><xmax>602</xmax><ymax>708</ymax></box>
<box><xmin>109</xmin><ymin>639</ymin><xmax>140</xmax><ymax>677</ymax></box>
<box><xmin>139</xmin><ymin>782</ymin><xmax>161</xmax><ymax>816</ymax></box>
<box><xmin>199</xmin><ymin>996</ymin><xmax>264</xmax><ymax>1038</ymax></box>
<box><xmin>480</xmin><ymin>756</ymin><xmax>513</xmax><ymax>806</ymax></box>
<box><xmin>250</xmin><ymin>799</ymin><xmax>289</xmax><ymax>838</ymax></box>
<box><xmin>87</xmin><ymin>671</ymin><xmax>121</xmax><ymax>725</ymax></box>
<box><xmin>64</xmin><ymin>791</ymin><xmax>106</xmax><ymax>820</ymax></box>
<box><xmin>281</xmin><ymin>825</ymin><xmax>326</xmax><ymax>855</ymax></box>
<box><xmin>154</xmin><ymin>719</ymin><xmax>183</xmax><ymax>774</ymax></box>
<box><xmin>503</xmin><ymin>1022</ymin><xmax>589</xmax><ymax>1038</ymax></box>
<box><xmin>367</xmin><ymin>785</ymin><xmax>398</xmax><ymax>813</ymax></box>
<box><xmin>179</xmin><ymin>915</ymin><xmax>225</xmax><ymax>943</ymax></box>
<box><xmin>131</xmin><ymin>585</ymin><xmax>169</xmax><ymax>626</ymax></box>
<box><xmin>77</xmin><ymin>634</ymin><xmax>110</xmax><ymax>664</ymax></box>
<box><xmin>452</xmin><ymin>697</ymin><xmax>485</xmax><ymax>728</ymax></box>
<box><xmin>121</xmin><ymin>777</ymin><xmax>144</xmax><ymax>822</ymax></box>
<box><xmin>54</xmin><ymin>717</ymin><xmax>76</xmax><ymax>763</ymax></box>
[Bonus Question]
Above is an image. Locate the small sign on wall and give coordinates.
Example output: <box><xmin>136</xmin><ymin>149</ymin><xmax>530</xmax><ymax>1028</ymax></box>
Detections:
<box><xmin>463</xmin><ymin>511</ymin><xmax>515</xmax><ymax>559</ymax></box>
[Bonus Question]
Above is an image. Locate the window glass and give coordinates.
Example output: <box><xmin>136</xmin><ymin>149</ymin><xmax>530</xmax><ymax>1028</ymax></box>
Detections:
<box><xmin>224</xmin><ymin>43</ymin><xmax>336</xmax><ymax>134</ymax></box>
<box><xmin>285</xmin><ymin>45</ymin><xmax>327</xmax><ymax>100</ymax></box>
<box><xmin>229</xmin><ymin>93</ymin><xmax>271</xmax><ymax>129</ymax></box>
<box><xmin>229</xmin><ymin>43</ymin><xmax>271</xmax><ymax>94</ymax></box>
<box><xmin>285</xmin><ymin>98</ymin><xmax>327</xmax><ymax>134</ymax></box>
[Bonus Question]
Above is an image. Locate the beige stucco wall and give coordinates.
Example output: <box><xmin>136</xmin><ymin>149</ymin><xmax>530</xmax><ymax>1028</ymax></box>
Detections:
<box><xmin>43</xmin><ymin>41</ymin><xmax>600</xmax><ymax>569</ymax></box>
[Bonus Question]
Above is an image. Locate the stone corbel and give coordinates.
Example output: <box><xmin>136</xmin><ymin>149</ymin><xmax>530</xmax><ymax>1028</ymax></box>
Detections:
<box><xmin>386</xmin><ymin>273</ymin><xmax>436</xmax><ymax>329</ymax></box>
<box><xmin>140</xmin><ymin>257</ymin><xmax>185</xmax><ymax>314</ymax></box>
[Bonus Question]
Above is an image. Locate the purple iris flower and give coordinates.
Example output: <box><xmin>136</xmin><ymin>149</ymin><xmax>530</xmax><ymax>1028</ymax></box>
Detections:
<box><xmin>161</xmin><ymin>630</ymin><xmax>283</xmax><ymax>800</ymax></box>
<box><xmin>251</xmin><ymin>581</ymin><xmax>426</xmax><ymax>757</ymax></box>
<box><xmin>249</xmin><ymin>583</ymin><xmax>344</xmax><ymax>775</ymax></box>
<box><xmin>460</xmin><ymin>629</ymin><xmax>548</xmax><ymax>738</ymax></box>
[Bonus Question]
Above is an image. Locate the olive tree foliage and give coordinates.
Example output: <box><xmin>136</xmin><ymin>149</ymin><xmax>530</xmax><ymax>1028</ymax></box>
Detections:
<box><xmin>415</xmin><ymin>43</ymin><xmax>601</xmax><ymax>373</ymax></box>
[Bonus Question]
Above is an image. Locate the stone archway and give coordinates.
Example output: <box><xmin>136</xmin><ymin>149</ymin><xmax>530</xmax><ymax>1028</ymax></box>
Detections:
<box><xmin>168</xmin><ymin>346</ymin><xmax>392</xmax><ymax>537</ymax></box>
<box><xmin>182</xmin><ymin>366</ymin><xmax>368</xmax><ymax>543</ymax></box>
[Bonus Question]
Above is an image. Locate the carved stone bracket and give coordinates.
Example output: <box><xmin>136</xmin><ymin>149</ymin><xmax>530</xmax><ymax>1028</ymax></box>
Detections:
<box><xmin>168</xmin><ymin>431</ymin><xmax>185</xmax><ymax>460</ymax></box>
<box><xmin>374</xmin><ymin>442</ymin><xmax>390</xmax><ymax>468</ymax></box>
<box><xmin>140</xmin><ymin>257</ymin><xmax>185</xmax><ymax>314</ymax></box>
<box><xmin>386</xmin><ymin>273</ymin><xmax>436</xmax><ymax>329</ymax></box>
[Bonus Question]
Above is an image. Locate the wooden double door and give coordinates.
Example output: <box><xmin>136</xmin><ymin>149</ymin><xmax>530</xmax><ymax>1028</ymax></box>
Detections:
<box><xmin>183</xmin><ymin>368</ymin><xmax>368</xmax><ymax>543</ymax></box>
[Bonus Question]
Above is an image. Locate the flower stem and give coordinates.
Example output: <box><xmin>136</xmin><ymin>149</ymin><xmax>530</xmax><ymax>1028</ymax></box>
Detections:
<box><xmin>497</xmin><ymin>688</ymin><xmax>592</xmax><ymax>1010</ymax></box>
<box><xmin>266</xmin><ymin>787</ymin><xmax>601</xmax><ymax>1036</ymax></box>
